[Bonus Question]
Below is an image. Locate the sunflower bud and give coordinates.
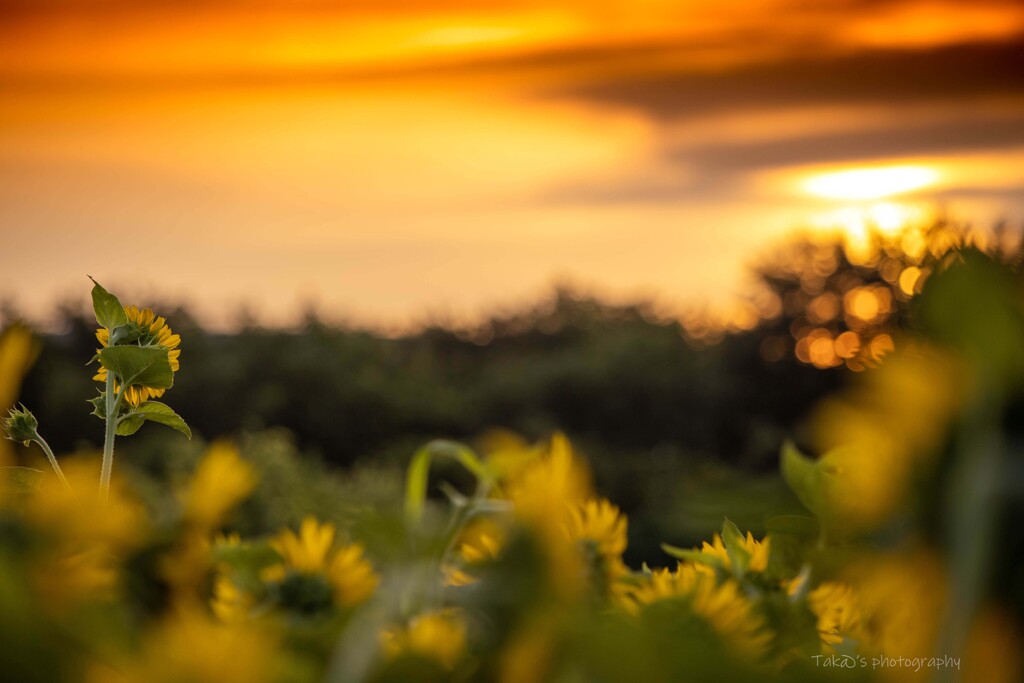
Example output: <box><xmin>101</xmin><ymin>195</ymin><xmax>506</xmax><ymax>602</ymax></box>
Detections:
<box><xmin>2</xmin><ymin>404</ymin><xmax>39</xmax><ymax>446</ymax></box>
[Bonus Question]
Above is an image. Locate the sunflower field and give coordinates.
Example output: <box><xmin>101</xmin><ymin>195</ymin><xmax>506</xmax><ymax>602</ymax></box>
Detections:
<box><xmin>2</xmin><ymin>246</ymin><xmax>1024</xmax><ymax>683</ymax></box>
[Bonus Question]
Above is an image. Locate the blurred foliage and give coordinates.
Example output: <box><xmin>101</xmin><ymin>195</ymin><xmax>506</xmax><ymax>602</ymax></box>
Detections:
<box><xmin>740</xmin><ymin>219</ymin><xmax>1023</xmax><ymax>371</ymax></box>
<box><xmin>15</xmin><ymin>288</ymin><xmax>833</xmax><ymax>471</ymax></box>
<box><xmin>8</xmin><ymin>219</ymin><xmax>1024</xmax><ymax>560</ymax></box>
<box><xmin>2</xmin><ymin>221</ymin><xmax>1024</xmax><ymax>681</ymax></box>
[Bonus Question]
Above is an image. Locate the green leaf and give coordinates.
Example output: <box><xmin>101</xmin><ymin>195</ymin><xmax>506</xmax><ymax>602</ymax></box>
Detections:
<box><xmin>212</xmin><ymin>542</ymin><xmax>281</xmax><ymax>573</ymax></box>
<box><xmin>660</xmin><ymin>543</ymin><xmax>724</xmax><ymax>569</ymax></box>
<box><xmin>123</xmin><ymin>401</ymin><xmax>191</xmax><ymax>438</ymax></box>
<box><xmin>404</xmin><ymin>440</ymin><xmax>491</xmax><ymax>523</ymax></box>
<box><xmin>721</xmin><ymin>518</ymin><xmax>752</xmax><ymax>577</ymax></box>
<box><xmin>765</xmin><ymin>515</ymin><xmax>819</xmax><ymax>581</ymax></box>
<box><xmin>1</xmin><ymin>466</ymin><xmax>44</xmax><ymax>494</ymax></box>
<box><xmin>116</xmin><ymin>414</ymin><xmax>145</xmax><ymax>436</ymax></box>
<box><xmin>917</xmin><ymin>249</ymin><xmax>1024</xmax><ymax>383</ymax></box>
<box><xmin>98</xmin><ymin>346</ymin><xmax>174</xmax><ymax>390</ymax></box>
<box><xmin>780</xmin><ymin>440</ymin><xmax>827</xmax><ymax>518</ymax></box>
<box><xmin>89</xmin><ymin>277</ymin><xmax>128</xmax><ymax>330</ymax></box>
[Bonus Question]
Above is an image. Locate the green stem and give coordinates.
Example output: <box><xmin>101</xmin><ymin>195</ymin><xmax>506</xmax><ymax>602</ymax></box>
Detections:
<box><xmin>33</xmin><ymin>433</ymin><xmax>71</xmax><ymax>491</ymax></box>
<box><xmin>98</xmin><ymin>373</ymin><xmax>123</xmax><ymax>500</ymax></box>
<box><xmin>935</xmin><ymin>381</ymin><xmax>1003</xmax><ymax>683</ymax></box>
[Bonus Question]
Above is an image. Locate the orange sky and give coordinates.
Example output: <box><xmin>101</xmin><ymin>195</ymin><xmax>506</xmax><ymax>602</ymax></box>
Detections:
<box><xmin>2</xmin><ymin>0</ymin><xmax>1023</xmax><ymax>329</ymax></box>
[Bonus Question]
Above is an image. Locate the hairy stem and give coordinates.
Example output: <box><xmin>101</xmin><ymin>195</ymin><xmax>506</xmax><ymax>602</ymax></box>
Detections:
<box><xmin>34</xmin><ymin>433</ymin><xmax>70</xmax><ymax>491</ymax></box>
<box><xmin>98</xmin><ymin>373</ymin><xmax>123</xmax><ymax>500</ymax></box>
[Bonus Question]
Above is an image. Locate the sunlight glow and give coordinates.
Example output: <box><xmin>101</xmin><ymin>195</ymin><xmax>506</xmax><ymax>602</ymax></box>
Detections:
<box><xmin>802</xmin><ymin>165</ymin><xmax>940</xmax><ymax>201</ymax></box>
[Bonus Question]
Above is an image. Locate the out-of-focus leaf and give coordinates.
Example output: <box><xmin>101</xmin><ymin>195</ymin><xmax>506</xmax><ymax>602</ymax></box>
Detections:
<box><xmin>917</xmin><ymin>249</ymin><xmax>1024</xmax><ymax>384</ymax></box>
<box><xmin>1</xmin><ymin>466</ymin><xmax>44</xmax><ymax>493</ymax></box>
<box><xmin>765</xmin><ymin>515</ymin><xmax>818</xmax><ymax>581</ymax></box>
<box><xmin>404</xmin><ymin>440</ymin><xmax>490</xmax><ymax>523</ymax></box>
<box><xmin>212</xmin><ymin>542</ymin><xmax>281</xmax><ymax>570</ymax></box>
<box><xmin>660</xmin><ymin>544</ymin><xmax>723</xmax><ymax>569</ymax></box>
<box><xmin>721</xmin><ymin>518</ymin><xmax>751</xmax><ymax>577</ymax></box>
<box><xmin>780</xmin><ymin>441</ymin><xmax>827</xmax><ymax>519</ymax></box>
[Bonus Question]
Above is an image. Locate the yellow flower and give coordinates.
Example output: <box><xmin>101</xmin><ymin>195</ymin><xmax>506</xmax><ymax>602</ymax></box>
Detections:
<box><xmin>563</xmin><ymin>497</ymin><xmax>630</xmax><ymax>593</ymax></box>
<box><xmin>93</xmin><ymin>305</ymin><xmax>182</xmax><ymax>406</ymax></box>
<box><xmin>0</xmin><ymin>324</ymin><xmax>38</xmax><ymax>412</ymax></box>
<box><xmin>963</xmin><ymin>607</ymin><xmax>1024</xmax><ymax>683</ymax></box>
<box><xmin>89</xmin><ymin>604</ymin><xmax>277</xmax><ymax>683</ymax></box>
<box><xmin>381</xmin><ymin>609</ymin><xmax>467</xmax><ymax>670</ymax></box>
<box><xmin>443</xmin><ymin>517</ymin><xmax>505</xmax><ymax>587</ymax></box>
<box><xmin>844</xmin><ymin>550</ymin><xmax>945</xmax><ymax>678</ymax></box>
<box><xmin>621</xmin><ymin>563</ymin><xmax>773</xmax><ymax>660</ymax></box>
<box><xmin>211</xmin><ymin>574</ymin><xmax>254</xmax><ymax>624</ymax></box>
<box><xmin>208</xmin><ymin>534</ymin><xmax>252</xmax><ymax>623</ymax></box>
<box><xmin>32</xmin><ymin>545</ymin><xmax>119</xmax><ymax>611</ymax></box>
<box><xmin>807</xmin><ymin>581</ymin><xmax>863</xmax><ymax>650</ymax></box>
<box><xmin>25</xmin><ymin>457</ymin><xmax>144</xmax><ymax>551</ymax></box>
<box><xmin>18</xmin><ymin>457</ymin><xmax>144</xmax><ymax>609</ymax></box>
<box><xmin>498</xmin><ymin>613</ymin><xmax>558</xmax><ymax>683</ymax></box>
<box><xmin>565</xmin><ymin>498</ymin><xmax>627</xmax><ymax>558</ymax></box>
<box><xmin>810</xmin><ymin>348</ymin><xmax>960</xmax><ymax>530</ymax></box>
<box><xmin>159</xmin><ymin>530</ymin><xmax>212</xmax><ymax>597</ymax></box>
<box><xmin>502</xmin><ymin>433</ymin><xmax>596</xmax><ymax>598</ymax></box>
<box><xmin>183</xmin><ymin>442</ymin><xmax>258</xmax><ymax>529</ymax></box>
<box><xmin>264</xmin><ymin>517</ymin><xmax>378</xmax><ymax>610</ymax></box>
<box><xmin>503</xmin><ymin>432</ymin><xmax>593</xmax><ymax>524</ymax></box>
<box><xmin>698</xmin><ymin>531</ymin><xmax>771</xmax><ymax>574</ymax></box>
<box><xmin>0</xmin><ymin>324</ymin><xmax>38</xmax><ymax>469</ymax></box>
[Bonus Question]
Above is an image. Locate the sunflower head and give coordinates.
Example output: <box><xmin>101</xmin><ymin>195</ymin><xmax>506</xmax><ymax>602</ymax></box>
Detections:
<box><xmin>698</xmin><ymin>531</ymin><xmax>770</xmax><ymax>575</ymax></box>
<box><xmin>380</xmin><ymin>610</ymin><xmax>468</xmax><ymax>671</ymax></box>
<box><xmin>93</xmin><ymin>304</ymin><xmax>182</xmax><ymax>406</ymax></box>
<box><xmin>620</xmin><ymin>563</ymin><xmax>774</xmax><ymax>660</ymax></box>
<box><xmin>262</xmin><ymin>517</ymin><xmax>379</xmax><ymax>614</ymax></box>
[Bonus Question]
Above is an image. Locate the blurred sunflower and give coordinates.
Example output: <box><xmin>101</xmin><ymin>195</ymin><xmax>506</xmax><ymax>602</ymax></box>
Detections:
<box><xmin>807</xmin><ymin>581</ymin><xmax>863</xmax><ymax>650</ymax></box>
<box><xmin>93</xmin><ymin>305</ymin><xmax>181</xmax><ymax>406</ymax></box>
<box><xmin>182</xmin><ymin>442</ymin><xmax>257</xmax><ymax>529</ymax></box>
<box><xmin>563</xmin><ymin>497</ymin><xmax>629</xmax><ymax>594</ymax></box>
<box><xmin>443</xmin><ymin>517</ymin><xmax>505</xmax><ymax>587</ymax></box>
<box><xmin>89</xmin><ymin>604</ymin><xmax>277</xmax><ymax>683</ymax></box>
<box><xmin>698</xmin><ymin>531</ymin><xmax>771</xmax><ymax>574</ymax></box>
<box><xmin>621</xmin><ymin>563</ymin><xmax>773</xmax><ymax>660</ymax></box>
<box><xmin>381</xmin><ymin>609</ymin><xmax>467</xmax><ymax>670</ymax></box>
<box><xmin>263</xmin><ymin>517</ymin><xmax>378</xmax><ymax>613</ymax></box>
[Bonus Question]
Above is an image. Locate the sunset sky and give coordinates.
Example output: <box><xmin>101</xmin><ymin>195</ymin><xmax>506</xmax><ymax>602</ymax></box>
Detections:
<box><xmin>2</xmin><ymin>0</ymin><xmax>1023</xmax><ymax>330</ymax></box>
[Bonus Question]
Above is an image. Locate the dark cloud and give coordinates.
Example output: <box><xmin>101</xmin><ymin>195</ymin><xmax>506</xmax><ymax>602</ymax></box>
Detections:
<box><xmin>676</xmin><ymin>112</ymin><xmax>1024</xmax><ymax>173</ymax></box>
<box><xmin>544</xmin><ymin>36</ymin><xmax>1024</xmax><ymax>121</ymax></box>
<box><xmin>532</xmin><ymin>34</ymin><xmax>1024</xmax><ymax>206</ymax></box>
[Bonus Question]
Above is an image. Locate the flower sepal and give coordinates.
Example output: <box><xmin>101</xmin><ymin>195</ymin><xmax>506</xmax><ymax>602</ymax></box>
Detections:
<box><xmin>2</xmin><ymin>404</ymin><xmax>39</xmax><ymax>446</ymax></box>
<box><xmin>108</xmin><ymin>321</ymin><xmax>148</xmax><ymax>346</ymax></box>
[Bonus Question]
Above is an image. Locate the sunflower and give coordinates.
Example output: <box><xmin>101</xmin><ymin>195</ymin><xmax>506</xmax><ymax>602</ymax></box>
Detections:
<box><xmin>442</xmin><ymin>517</ymin><xmax>505</xmax><ymax>587</ymax></box>
<box><xmin>619</xmin><ymin>563</ymin><xmax>774</xmax><ymax>660</ymax></box>
<box><xmin>263</xmin><ymin>517</ymin><xmax>378</xmax><ymax>612</ymax></box>
<box><xmin>380</xmin><ymin>609</ymin><xmax>468</xmax><ymax>670</ymax></box>
<box><xmin>93</xmin><ymin>305</ymin><xmax>181</xmax><ymax>406</ymax></box>
<box><xmin>564</xmin><ymin>498</ymin><xmax>627</xmax><ymax>559</ymax></box>
<box><xmin>807</xmin><ymin>581</ymin><xmax>863</xmax><ymax>649</ymax></box>
<box><xmin>563</xmin><ymin>497</ymin><xmax>629</xmax><ymax>594</ymax></box>
<box><xmin>698</xmin><ymin>531</ymin><xmax>771</xmax><ymax>574</ymax></box>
